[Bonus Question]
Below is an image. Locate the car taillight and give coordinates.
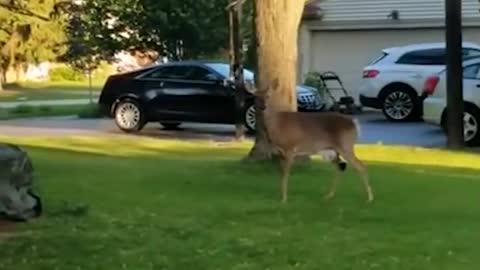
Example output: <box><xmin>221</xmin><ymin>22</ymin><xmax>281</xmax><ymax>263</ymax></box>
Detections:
<box><xmin>423</xmin><ymin>76</ymin><xmax>440</xmax><ymax>95</ymax></box>
<box><xmin>363</xmin><ymin>70</ymin><xmax>380</xmax><ymax>78</ymax></box>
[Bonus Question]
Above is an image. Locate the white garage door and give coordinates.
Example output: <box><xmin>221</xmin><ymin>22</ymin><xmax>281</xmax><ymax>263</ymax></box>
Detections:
<box><xmin>305</xmin><ymin>28</ymin><xmax>480</xmax><ymax>102</ymax></box>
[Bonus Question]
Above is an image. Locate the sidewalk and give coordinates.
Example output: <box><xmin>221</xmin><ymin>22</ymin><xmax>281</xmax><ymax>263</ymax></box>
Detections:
<box><xmin>0</xmin><ymin>98</ymin><xmax>96</xmax><ymax>109</ymax></box>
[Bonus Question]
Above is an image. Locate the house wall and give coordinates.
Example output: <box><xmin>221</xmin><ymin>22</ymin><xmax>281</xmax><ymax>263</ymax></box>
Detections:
<box><xmin>319</xmin><ymin>0</ymin><xmax>480</xmax><ymax>22</ymax></box>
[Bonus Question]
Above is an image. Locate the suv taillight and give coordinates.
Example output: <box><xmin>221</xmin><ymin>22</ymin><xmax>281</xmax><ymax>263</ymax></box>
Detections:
<box><xmin>423</xmin><ymin>76</ymin><xmax>440</xmax><ymax>95</ymax></box>
<box><xmin>363</xmin><ymin>70</ymin><xmax>380</xmax><ymax>78</ymax></box>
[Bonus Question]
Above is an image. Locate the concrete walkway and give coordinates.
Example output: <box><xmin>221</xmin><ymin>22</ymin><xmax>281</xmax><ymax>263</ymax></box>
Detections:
<box><xmin>0</xmin><ymin>98</ymin><xmax>96</xmax><ymax>109</ymax></box>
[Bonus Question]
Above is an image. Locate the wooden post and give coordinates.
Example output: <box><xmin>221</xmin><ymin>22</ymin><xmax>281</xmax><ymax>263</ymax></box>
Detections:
<box><xmin>228</xmin><ymin>0</ymin><xmax>246</xmax><ymax>141</ymax></box>
<box><xmin>445</xmin><ymin>0</ymin><xmax>464</xmax><ymax>149</ymax></box>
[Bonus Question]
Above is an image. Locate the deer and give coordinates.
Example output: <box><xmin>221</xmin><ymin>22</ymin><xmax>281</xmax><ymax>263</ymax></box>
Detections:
<box><xmin>244</xmin><ymin>78</ymin><xmax>374</xmax><ymax>204</ymax></box>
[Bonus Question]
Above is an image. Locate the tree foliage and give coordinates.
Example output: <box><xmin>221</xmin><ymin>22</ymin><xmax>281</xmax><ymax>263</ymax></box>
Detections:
<box><xmin>67</xmin><ymin>0</ymin><xmax>234</xmax><ymax>62</ymax></box>
<box><xmin>0</xmin><ymin>0</ymin><xmax>67</xmax><ymax>88</ymax></box>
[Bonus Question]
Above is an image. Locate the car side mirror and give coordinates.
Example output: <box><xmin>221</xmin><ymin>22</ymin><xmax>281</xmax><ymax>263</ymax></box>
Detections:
<box><xmin>222</xmin><ymin>79</ymin><xmax>231</xmax><ymax>87</ymax></box>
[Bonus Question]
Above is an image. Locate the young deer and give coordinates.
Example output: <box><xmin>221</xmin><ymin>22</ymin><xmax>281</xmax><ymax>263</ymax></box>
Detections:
<box><xmin>245</xmin><ymin>79</ymin><xmax>374</xmax><ymax>204</ymax></box>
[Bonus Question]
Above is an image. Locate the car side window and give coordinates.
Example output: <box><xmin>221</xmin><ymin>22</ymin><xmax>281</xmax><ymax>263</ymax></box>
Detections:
<box><xmin>144</xmin><ymin>67</ymin><xmax>174</xmax><ymax>79</ymax></box>
<box><xmin>463</xmin><ymin>64</ymin><xmax>480</xmax><ymax>79</ymax></box>
<box><xmin>185</xmin><ymin>67</ymin><xmax>219</xmax><ymax>81</ymax></box>
<box><xmin>144</xmin><ymin>66</ymin><xmax>191</xmax><ymax>79</ymax></box>
<box><xmin>463</xmin><ymin>48</ymin><xmax>480</xmax><ymax>58</ymax></box>
<box><xmin>396</xmin><ymin>48</ymin><xmax>446</xmax><ymax>65</ymax></box>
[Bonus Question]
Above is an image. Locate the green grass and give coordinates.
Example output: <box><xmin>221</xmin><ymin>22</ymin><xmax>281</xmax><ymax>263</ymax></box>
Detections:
<box><xmin>0</xmin><ymin>104</ymin><xmax>100</xmax><ymax>120</ymax></box>
<box><xmin>0</xmin><ymin>137</ymin><xmax>479</xmax><ymax>270</ymax></box>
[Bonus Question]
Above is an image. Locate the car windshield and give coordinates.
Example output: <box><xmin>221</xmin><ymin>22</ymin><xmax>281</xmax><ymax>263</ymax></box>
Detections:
<box><xmin>205</xmin><ymin>63</ymin><xmax>255</xmax><ymax>80</ymax></box>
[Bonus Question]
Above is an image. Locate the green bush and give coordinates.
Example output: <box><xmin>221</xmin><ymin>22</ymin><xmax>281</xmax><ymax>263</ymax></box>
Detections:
<box><xmin>77</xmin><ymin>103</ymin><xmax>103</xmax><ymax>119</ymax></box>
<box><xmin>49</xmin><ymin>66</ymin><xmax>86</xmax><ymax>82</ymax></box>
<box><xmin>303</xmin><ymin>71</ymin><xmax>327</xmax><ymax>98</ymax></box>
<box><xmin>10</xmin><ymin>104</ymin><xmax>34</xmax><ymax>114</ymax></box>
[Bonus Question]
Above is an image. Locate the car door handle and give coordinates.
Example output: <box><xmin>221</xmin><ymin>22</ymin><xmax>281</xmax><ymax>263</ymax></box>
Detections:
<box><xmin>159</xmin><ymin>81</ymin><xmax>164</xmax><ymax>87</ymax></box>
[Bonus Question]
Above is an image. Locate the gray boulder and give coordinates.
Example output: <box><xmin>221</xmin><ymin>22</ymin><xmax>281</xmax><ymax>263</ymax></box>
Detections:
<box><xmin>0</xmin><ymin>144</ymin><xmax>42</xmax><ymax>221</ymax></box>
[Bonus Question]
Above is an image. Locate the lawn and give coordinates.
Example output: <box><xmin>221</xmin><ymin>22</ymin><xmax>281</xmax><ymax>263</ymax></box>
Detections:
<box><xmin>0</xmin><ymin>136</ymin><xmax>479</xmax><ymax>270</ymax></box>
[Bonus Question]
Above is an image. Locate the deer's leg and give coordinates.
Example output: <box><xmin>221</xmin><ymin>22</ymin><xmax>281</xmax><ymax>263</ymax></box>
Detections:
<box><xmin>279</xmin><ymin>152</ymin><xmax>294</xmax><ymax>203</ymax></box>
<box><xmin>324</xmin><ymin>153</ymin><xmax>344</xmax><ymax>201</ymax></box>
<box><xmin>338</xmin><ymin>147</ymin><xmax>374</xmax><ymax>203</ymax></box>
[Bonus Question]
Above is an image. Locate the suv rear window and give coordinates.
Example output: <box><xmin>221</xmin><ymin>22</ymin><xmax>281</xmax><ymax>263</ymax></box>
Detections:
<box><xmin>368</xmin><ymin>52</ymin><xmax>388</xmax><ymax>65</ymax></box>
<box><xmin>396</xmin><ymin>48</ymin><xmax>446</xmax><ymax>65</ymax></box>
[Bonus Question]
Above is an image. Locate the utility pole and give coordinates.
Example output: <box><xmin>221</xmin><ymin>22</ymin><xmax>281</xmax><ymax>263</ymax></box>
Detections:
<box><xmin>227</xmin><ymin>0</ymin><xmax>246</xmax><ymax>141</ymax></box>
<box><xmin>445</xmin><ymin>0</ymin><xmax>464</xmax><ymax>149</ymax></box>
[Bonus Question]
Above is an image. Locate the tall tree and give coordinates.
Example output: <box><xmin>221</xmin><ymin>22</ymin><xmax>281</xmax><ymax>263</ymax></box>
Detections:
<box><xmin>0</xmin><ymin>0</ymin><xmax>67</xmax><ymax>90</ymax></box>
<box><xmin>247</xmin><ymin>0</ymin><xmax>307</xmax><ymax>160</ymax></box>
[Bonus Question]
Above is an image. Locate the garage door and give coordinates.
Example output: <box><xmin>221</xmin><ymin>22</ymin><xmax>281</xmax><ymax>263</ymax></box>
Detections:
<box><xmin>305</xmin><ymin>28</ymin><xmax>480</xmax><ymax>103</ymax></box>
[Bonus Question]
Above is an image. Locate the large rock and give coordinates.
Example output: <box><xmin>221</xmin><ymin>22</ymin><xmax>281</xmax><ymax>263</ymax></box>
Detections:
<box><xmin>0</xmin><ymin>144</ymin><xmax>42</xmax><ymax>221</ymax></box>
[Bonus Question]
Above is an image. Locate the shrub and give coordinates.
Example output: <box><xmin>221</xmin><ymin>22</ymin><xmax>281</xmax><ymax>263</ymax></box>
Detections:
<box><xmin>11</xmin><ymin>104</ymin><xmax>34</xmax><ymax>114</ymax></box>
<box><xmin>49</xmin><ymin>66</ymin><xmax>85</xmax><ymax>82</ymax></box>
<box><xmin>303</xmin><ymin>71</ymin><xmax>327</xmax><ymax>97</ymax></box>
<box><xmin>38</xmin><ymin>106</ymin><xmax>52</xmax><ymax>113</ymax></box>
<box><xmin>77</xmin><ymin>103</ymin><xmax>103</xmax><ymax>119</ymax></box>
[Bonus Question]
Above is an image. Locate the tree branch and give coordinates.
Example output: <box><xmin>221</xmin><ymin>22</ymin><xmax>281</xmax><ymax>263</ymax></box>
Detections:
<box><xmin>0</xmin><ymin>2</ymin><xmax>50</xmax><ymax>21</ymax></box>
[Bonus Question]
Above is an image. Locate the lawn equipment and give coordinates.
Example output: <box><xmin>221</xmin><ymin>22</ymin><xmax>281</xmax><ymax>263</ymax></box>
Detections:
<box><xmin>315</xmin><ymin>71</ymin><xmax>362</xmax><ymax>114</ymax></box>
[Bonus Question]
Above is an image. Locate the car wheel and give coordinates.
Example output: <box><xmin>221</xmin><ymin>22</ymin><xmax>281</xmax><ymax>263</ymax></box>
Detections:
<box><xmin>114</xmin><ymin>98</ymin><xmax>146</xmax><ymax>133</ymax></box>
<box><xmin>244</xmin><ymin>103</ymin><xmax>256</xmax><ymax>133</ymax></box>
<box><xmin>381</xmin><ymin>88</ymin><xmax>417</xmax><ymax>122</ymax></box>
<box><xmin>464</xmin><ymin>105</ymin><xmax>480</xmax><ymax>146</ymax></box>
<box><xmin>160</xmin><ymin>122</ymin><xmax>181</xmax><ymax>130</ymax></box>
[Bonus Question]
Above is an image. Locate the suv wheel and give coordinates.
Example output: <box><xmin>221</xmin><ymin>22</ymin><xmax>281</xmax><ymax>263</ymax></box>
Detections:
<box><xmin>114</xmin><ymin>99</ymin><xmax>146</xmax><ymax>133</ymax></box>
<box><xmin>244</xmin><ymin>103</ymin><xmax>256</xmax><ymax>133</ymax></box>
<box><xmin>381</xmin><ymin>88</ymin><xmax>417</xmax><ymax>122</ymax></box>
<box><xmin>464</xmin><ymin>105</ymin><xmax>480</xmax><ymax>146</ymax></box>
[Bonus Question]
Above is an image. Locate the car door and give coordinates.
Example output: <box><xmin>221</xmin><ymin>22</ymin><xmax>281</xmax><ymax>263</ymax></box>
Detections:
<box><xmin>180</xmin><ymin>66</ymin><xmax>235</xmax><ymax>123</ymax></box>
<box><xmin>136</xmin><ymin>65</ymin><xmax>191</xmax><ymax>121</ymax></box>
<box><xmin>462</xmin><ymin>63</ymin><xmax>480</xmax><ymax>101</ymax></box>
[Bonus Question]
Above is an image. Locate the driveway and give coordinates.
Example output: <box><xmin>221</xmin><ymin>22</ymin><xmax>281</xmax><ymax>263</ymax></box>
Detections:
<box><xmin>0</xmin><ymin>111</ymin><xmax>447</xmax><ymax>147</ymax></box>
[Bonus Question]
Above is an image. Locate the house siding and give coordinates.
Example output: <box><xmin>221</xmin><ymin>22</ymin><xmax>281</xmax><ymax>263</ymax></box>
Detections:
<box><xmin>320</xmin><ymin>0</ymin><xmax>480</xmax><ymax>22</ymax></box>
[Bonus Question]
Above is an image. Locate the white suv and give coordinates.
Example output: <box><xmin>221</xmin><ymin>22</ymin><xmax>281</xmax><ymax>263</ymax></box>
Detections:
<box><xmin>359</xmin><ymin>42</ymin><xmax>480</xmax><ymax>122</ymax></box>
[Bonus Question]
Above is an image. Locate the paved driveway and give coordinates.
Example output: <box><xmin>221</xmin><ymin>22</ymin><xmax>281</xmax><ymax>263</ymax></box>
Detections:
<box><xmin>0</xmin><ymin>111</ymin><xmax>447</xmax><ymax>147</ymax></box>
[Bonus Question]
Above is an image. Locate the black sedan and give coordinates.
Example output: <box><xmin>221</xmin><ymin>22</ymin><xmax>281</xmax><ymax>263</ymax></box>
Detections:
<box><xmin>98</xmin><ymin>61</ymin><xmax>326</xmax><ymax>133</ymax></box>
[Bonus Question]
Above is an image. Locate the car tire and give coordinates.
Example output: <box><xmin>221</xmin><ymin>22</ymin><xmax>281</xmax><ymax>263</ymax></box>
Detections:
<box><xmin>114</xmin><ymin>98</ymin><xmax>146</xmax><ymax>133</ymax></box>
<box><xmin>160</xmin><ymin>122</ymin><xmax>181</xmax><ymax>130</ymax></box>
<box><xmin>244</xmin><ymin>102</ymin><xmax>257</xmax><ymax>133</ymax></box>
<box><xmin>380</xmin><ymin>87</ymin><xmax>419</xmax><ymax>122</ymax></box>
<box><xmin>464</xmin><ymin>104</ymin><xmax>480</xmax><ymax>147</ymax></box>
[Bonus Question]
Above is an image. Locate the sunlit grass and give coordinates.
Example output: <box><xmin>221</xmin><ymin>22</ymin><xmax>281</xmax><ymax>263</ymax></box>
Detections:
<box><xmin>0</xmin><ymin>136</ymin><xmax>479</xmax><ymax>170</ymax></box>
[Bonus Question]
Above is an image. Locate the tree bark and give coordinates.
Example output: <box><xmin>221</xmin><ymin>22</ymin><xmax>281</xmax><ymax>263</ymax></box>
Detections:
<box><xmin>14</xmin><ymin>63</ymin><xmax>26</xmax><ymax>82</ymax></box>
<box><xmin>246</xmin><ymin>0</ymin><xmax>306</xmax><ymax>160</ymax></box>
<box><xmin>0</xmin><ymin>65</ymin><xmax>6</xmax><ymax>91</ymax></box>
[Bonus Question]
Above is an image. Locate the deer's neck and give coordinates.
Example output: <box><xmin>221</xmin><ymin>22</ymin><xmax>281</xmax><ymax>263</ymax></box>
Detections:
<box><xmin>262</xmin><ymin>106</ymin><xmax>279</xmax><ymax>134</ymax></box>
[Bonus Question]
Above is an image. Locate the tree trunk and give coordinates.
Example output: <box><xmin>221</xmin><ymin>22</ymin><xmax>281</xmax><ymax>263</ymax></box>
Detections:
<box><xmin>0</xmin><ymin>66</ymin><xmax>5</xmax><ymax>91</ymax></box>
<box><xmin>246</xmin><ymin>0</ymin><xmax>306</xmax><ymax>160</ymax></box>
<box><xmin>14</xmin><ymin>63</ymin><xmax>26</xmax><ymax>82</ymax></box>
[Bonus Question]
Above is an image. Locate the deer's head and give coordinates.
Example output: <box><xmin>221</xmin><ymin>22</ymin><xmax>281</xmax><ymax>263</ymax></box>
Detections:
<box><xmin>245</xmin><ymin>79</ymin><xmax>279</xmax><ymax>101</ymax></box>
